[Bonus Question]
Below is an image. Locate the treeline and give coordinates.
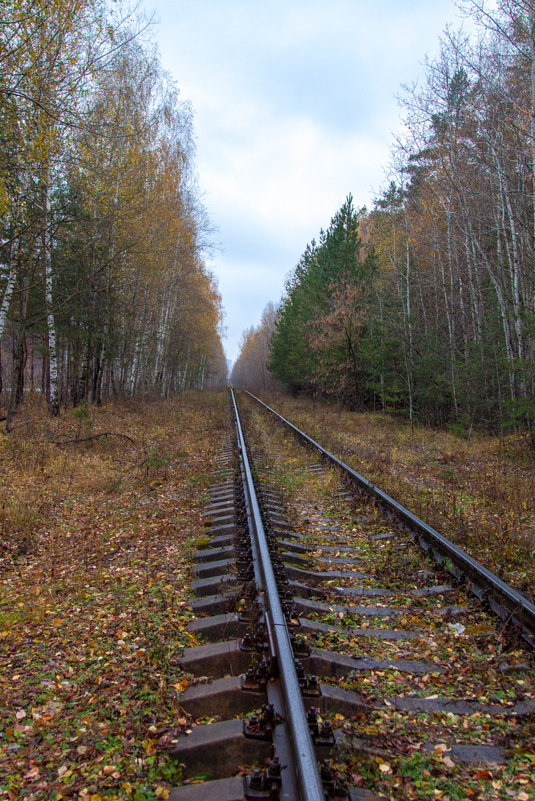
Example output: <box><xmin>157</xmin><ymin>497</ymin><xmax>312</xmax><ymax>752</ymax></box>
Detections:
<box><xmin>234</xmin><ymin>1</ymin><xmax>535</xmax><ymax>438</ymax></box>
<box><xmin>231</xmin><ymin>302</ymin><xmax>281</xmax><ymax>392</ymax></box>
<box><xmin>0</xmin><ymin>0</ymin><xmax>226</xmax><ymax>424</ymax></box>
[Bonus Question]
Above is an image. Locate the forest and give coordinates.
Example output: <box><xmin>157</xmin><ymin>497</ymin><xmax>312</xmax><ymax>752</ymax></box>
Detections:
<box><xmin>232</xmin><ymin>1</ymin><xmax>535</xmax><ymax>440</ymax></box>
<box><xmin>0</xmin><ymin>0</ymin><xmax>227</xmax><ymax>427</ymax></box>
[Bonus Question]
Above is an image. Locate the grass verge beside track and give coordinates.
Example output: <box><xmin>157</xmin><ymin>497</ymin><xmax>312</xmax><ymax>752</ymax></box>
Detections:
<box><xmin>0</xmin><ymin>391</ymin><xmax>228</xmax><ymax>801</ymax></box>
<box><xmin>250</xmin><ymin>393</ymin><xmax>535</xmax><ymax>599</ymax></box>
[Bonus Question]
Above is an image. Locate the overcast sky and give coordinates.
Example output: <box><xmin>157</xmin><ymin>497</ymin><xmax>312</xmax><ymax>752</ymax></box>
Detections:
<box><xmin>140</xmin><ymin>0</ymin><xmax>467</xmax><ymax>362</ymax></box>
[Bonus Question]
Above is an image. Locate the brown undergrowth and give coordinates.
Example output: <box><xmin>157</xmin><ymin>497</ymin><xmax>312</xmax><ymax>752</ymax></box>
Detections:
<box><xmin>0</xmin><ymin>390</ymin><xmax>228</xmax><ymax>800</ymax></box>
<box><xmin>251</xmin><ymin>392</ymin><xmax>535</xmax><ymax>599</ymax></box>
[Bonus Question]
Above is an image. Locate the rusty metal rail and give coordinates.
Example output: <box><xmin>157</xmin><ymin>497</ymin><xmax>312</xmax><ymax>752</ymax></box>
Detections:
<box><xmin>170</xmin><ymin>395</ymin><xmax>336</xmax><ymax>799</ymax></box>
<box><xmin>230</xmin><ymin>388</ymin><xmax>325</xmax><ymax>801</ymax></box>
<box><xmin>242</xmin><ymin>389</ymin><xmax>535</xmax><ymax>649</ymax></box>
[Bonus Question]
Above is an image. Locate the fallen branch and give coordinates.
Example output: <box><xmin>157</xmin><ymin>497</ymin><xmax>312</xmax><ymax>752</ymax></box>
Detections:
<box><xmin>52</xmin><ymin>432</ymin><xmax>137</xmax><ymax>446</ymax></box>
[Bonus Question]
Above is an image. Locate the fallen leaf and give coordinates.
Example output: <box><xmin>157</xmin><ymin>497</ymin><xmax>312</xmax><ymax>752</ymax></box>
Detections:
<box><xmin>24</xmin><ymin>767</ymin><xmax>40</xmax><ymax>779</ymax></box>
<box><xmin>473</xmin><ymin>769</ymin><xmax>492</xmax><ymax>780</ymax></box>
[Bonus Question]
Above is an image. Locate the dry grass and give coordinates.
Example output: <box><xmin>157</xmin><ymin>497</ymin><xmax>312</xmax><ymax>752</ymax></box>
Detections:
<box><xmin>0</xmin><ymin>390</ymin><xmax>228</xmax><ymax>800</ymax></box>
<box><xmin>255</xmin><ymin>393</ymin><xmax>535</xmax><ymax>598</ymax></box>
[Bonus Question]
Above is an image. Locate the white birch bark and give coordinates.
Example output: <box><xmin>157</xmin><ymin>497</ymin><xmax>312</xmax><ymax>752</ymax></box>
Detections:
<box><xmin>442</xmin><ymin>206</ymin><xmax>458</xmax><ymax>416</ymax></box>
<box><xmin>44</xmin><ymin>187</ymin><xmax>59</xmax><ymax>415</ymax></box>
<box><xmin>502</xmin><ymin>175</ymin><xmax>526</xmax><ymax>368</ymax></box>
<box><xmin>530</xmin><ymin>12</ymin><xmax>535</xmax><ymax>279</ymax></box>
<box><xmin>402</xmin><ymin>202</ymin><xmax>414</xmax><ymax>426</ymax></box>
<box><xmin>0</xmin><ymin>238</ymin><xmax>15</xmax><ymax>340</ymax></box>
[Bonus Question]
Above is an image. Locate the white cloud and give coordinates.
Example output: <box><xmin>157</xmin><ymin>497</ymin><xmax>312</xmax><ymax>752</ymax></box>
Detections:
<box><xmin>204</xmin><ymin>116</ymin><xmax>386</xmax><ymax>234</ymax></box>
<box><xmin>144</xmin><ymin>0</ymin><xmax>467</xmax><ymax>359</ymax></box>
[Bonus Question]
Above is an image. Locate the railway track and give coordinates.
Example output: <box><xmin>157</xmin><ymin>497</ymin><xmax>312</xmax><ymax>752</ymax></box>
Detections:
<box><xmin>168</xmin><ymin>389</ymin><xmax>535</xmax><ymax>801</ymax></box>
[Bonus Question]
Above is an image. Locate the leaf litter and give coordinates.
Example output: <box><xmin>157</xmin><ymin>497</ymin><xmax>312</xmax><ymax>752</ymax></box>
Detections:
<box><xmin>0</xmin><ymin>391</ymin><xmax>228</xmax><ymax>800</ymax></box>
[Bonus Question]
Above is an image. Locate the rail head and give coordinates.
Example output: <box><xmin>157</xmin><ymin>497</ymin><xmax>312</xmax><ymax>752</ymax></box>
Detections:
<box><xmin>230</xmin><ymin>388</ymin><xmax>326</xmax><ymax>801</ymax></box>
<box><xmin>242</xmin><ymin>389</ymin><xmax>535</xmax><ymax>648</ymax></box>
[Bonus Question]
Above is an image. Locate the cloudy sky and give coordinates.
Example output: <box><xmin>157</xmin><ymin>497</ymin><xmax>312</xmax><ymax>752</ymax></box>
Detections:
<box><xmin>140</xmin><ymin>0</ymin><xmax>467</xmax><ymax>362</ymax></box>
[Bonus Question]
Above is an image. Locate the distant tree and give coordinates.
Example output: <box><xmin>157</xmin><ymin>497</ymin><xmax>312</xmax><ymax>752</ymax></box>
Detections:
<box><xmin>232</xmin><ymin>302</ymin><xmax>280</xmax><ymax>391</ymax></box>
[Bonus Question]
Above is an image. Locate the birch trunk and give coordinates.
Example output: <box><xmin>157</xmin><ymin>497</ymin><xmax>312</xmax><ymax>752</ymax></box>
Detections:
<box><xmin>43</xmin><ymin>185</ymin><xmax>59</xmax><ymax>415</ymax></box>
<box><xmin>402</xmin><ymin>205</ymin><xmax>414</xmax><ymax>427</ymax></box>
<box><xmin>530</xmin><ymin>12</ymin><xmax>535</xmax><ymax>270</ymax></box>
<box><xmin>442</xmin><ymin>206</ymin><xmax>458</xmax><ymax>417</ymax></box>
<box><xmin>0</xmin><ymin>237</ymin><xmax>15</xmax><ymax>340</ymax></box>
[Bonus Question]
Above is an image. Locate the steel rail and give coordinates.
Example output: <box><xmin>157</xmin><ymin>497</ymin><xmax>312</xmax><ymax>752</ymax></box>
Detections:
<box><xmin>230</xmin><ymin>388</ymin><xmax>325</xmax><ymax>801</ymax></box>
<box><xmin>242</xmin><ymin>389</ymin><xmax>535</xmax><ymax>648</ymax></box>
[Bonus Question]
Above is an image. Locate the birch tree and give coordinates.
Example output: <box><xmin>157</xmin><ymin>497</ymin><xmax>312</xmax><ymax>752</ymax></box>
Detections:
<box><xmin>0</xmin><ymin>1</ymin><xmax>226</xmax><ymax>419</ymax></box>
